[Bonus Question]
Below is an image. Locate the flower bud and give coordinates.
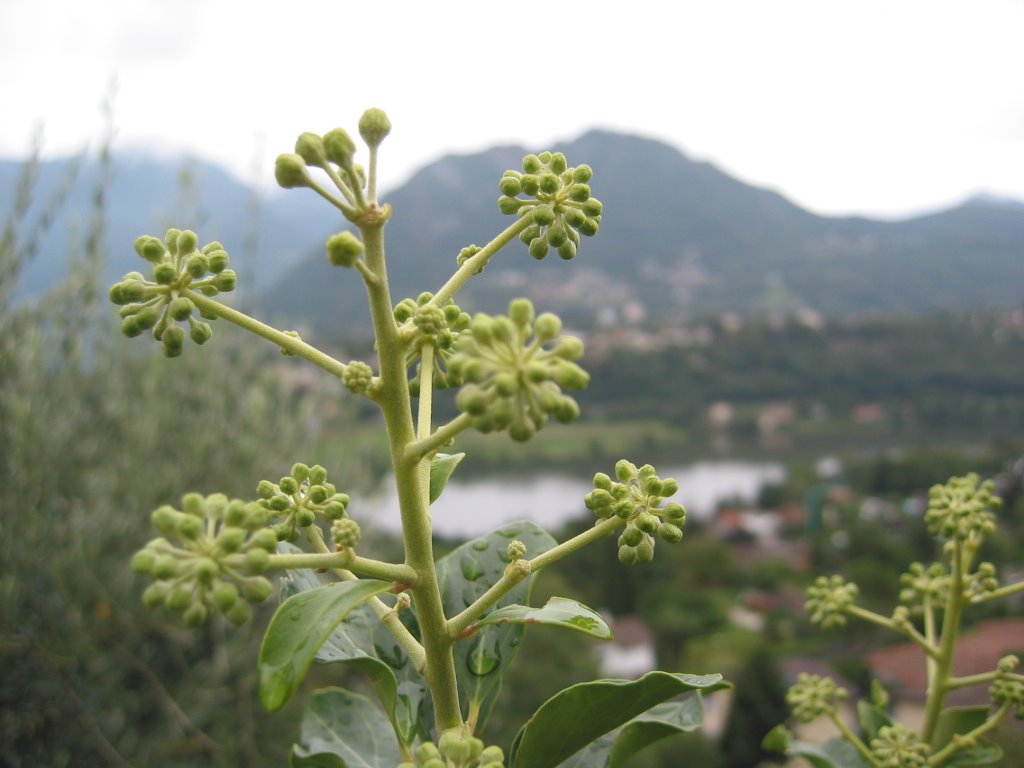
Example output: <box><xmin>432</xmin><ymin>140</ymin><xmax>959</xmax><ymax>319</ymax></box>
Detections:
<box><xmin>168</xmin><ymin>296</ymin><xmax>194</xmax><ymax>321</ymax></box>
<box><xmin>358</xmin><ymin>107</ymin><xmax>391</xmax><ymax>147</ymax></box>
<box><xmin>618</xmin><ymin>545</ymin><xmax>638</xmax><ymax>566</ymax></box>
<box><xmin>131</xmin><ymin>549</ymin><xmax>156</xmax><ymax>574</ymax></box>
<box><xmin>178</xmin><ymin>513</ymin><xmax>203</xmax><ymax>540</ymax></box>
<box><xmin>152</xmin><ymin>505</ymin><xmax>183</xmax><ymax>535</ymax></box>
<box><xmin>134</xmin><ymin>306</ymin><xmax>159</xmax><ymax>331</ymax></box>
<box><xmin>217</xmin><ymin>526</ymin><xmax>247</xmax><ymax>552</ymax></box>
<box><xmin>214</xmin><ymin>581</ymin><xmax>240</xmax><ymax>611</ymax></box>
<box><xmin>244</xmin><ymin>548</ymin><xmax>271</xmax><ymax>574</ymax></box>
<box><xmin>162</xmin><ymin>325</ymin><xmax>185</xmax><ymax>358</ymax></box>
<box><xmin>279</xmin><ymin>476</ymin><xmax>299</xmax><ymax>495</ymax></box>
<box><xmin>241</xmin><ymin>576</ymin><xmax>273</xmax><ymax>603</ymax></box>
<box><xmin>185</xmin><ymin>253</ymin><xmax>209</xmax><ymax>278</ymax></box>
<box><xmin>522</xmin><ymin>154</ymin><xmax>542</xmax><ymax>174</ymax></box>
<box><xmin>295</xmin><ymin>132</ymin><xmax>328</xmax><ymax>168</ymax></box>
<box><xmin>323</xmin><ymin>128</ymin><xmax>356</xmax><ymax>167</ymax></box>
<box><xmin>194</xmin><ymin>557</ymin><xmax>219</xmax><ymax>585</ymax></box>
<box><xmin>214</xmin><ymin>269</ymin><xmax>237</xmax><ymax>292</ymax></box>
<box><xmin>189</xmin><ymin>321</ymin><xmax>213</xmax><ymax>345</ymax></box>
<box><xmin>207</xmin><ymin>249</ymin><xmax>229</xmax><ymax>273</ymax></box>
<box><xmin>275</xmin><ymin>153</ymin><xmax>311</xmax><ymax>189</ymax></box>
<box><xmin>143</xmin><ymin>582</ymin><xmax>169</xmax><ymax>608</ymax></box>
<box><xmin>326</xmin><ymin>231</ymin><xmax>365</xmax><ymax>268</ymax></box>
<box><xmin>134</xmin><ymin>235</ymin><xmax>166</xmax><ymax>263</ymax></box>
<box><xmin>621</xmin><ymin>525</ymin><xmax>643</xmax><ymax>547</ymax></box>
<box><xmin>176</xmin><ymin>229</ymin><xmax>198</xmax><ymax>255</ymax></box>
<box><xmin>658</xmin><ymin>523</ymin><xmax>683</xmax><ymax>543</ymax></box>
<box><xmin>225</xmin><ymin>600</ymin><xmax>252</xmax><ymax>626</ymax></box>
<box><xmin>557</xmin><ymin>241</ymin><xmax>577</xmax><ymax>260</ymax></box>
<box><xmin>528</xmin><ymin>237</ymin><xmax>549</xmax><ymax>260</ymax></box>
<box><xmin>183</xmin><ymin>602</ymin><xmax>208</xmax><ymax>627</ymax></box>
<box><xmin>153</xmin><ymin>262</ymin><xmax>177</xmax><ymax>285</ymax></box>
<box><xmin>615</xmin><ymin>459</ymin><xmax>637</xmax><ymax>482</ymax></box>
<box><xmin>167</xmin><ymin>584</ymin><xmax>193</xmax><ymax>611</ymax></box>
<box><xmin>636</xmin><ymin>538</ymin><xmax>655</xmax><ymax>563</ymax></box>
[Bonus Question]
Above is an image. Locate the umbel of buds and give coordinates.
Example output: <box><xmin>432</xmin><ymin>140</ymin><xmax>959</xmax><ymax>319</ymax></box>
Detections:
<box><xmin>108</xmin><ymin>228</ymin><xmax>235</xmax><ymax>356</ymax></box>
<box><xmin>397</xmin><ymin>730</ymin><xmax>504</xmax><ymax>768</ymax></box>
<box><xmin>394</xmin><ymin>292</ymin><xmax>472</xmax><ymax>390</ymax></box>
<box><xmin>786</xmin><ymin>673</ymin><xmax>847</xmax><ymax>723</ymax></box>
<box><xmin>255</xmin><ymin>463</ymin><xmax>351</xmax><ymax>542</ymax></box>
<box><xmin>447</xmin><ymin>298</ymin><xmax>588</xmax><ymax>441</ymax></box>
<box><xmin>804</xmin><ymin>574</ymin><xmax>859</xmax><ymax>629</ymax></box>
<box><xmin>925</xmin><ymin>472</ymin><xmax>1000</xmax><ymax>541</ymax></box>
<box><xmin>585</xmin><ymin>460</ymin><xmax>686</xmax><ymax>565</ymax></box>
<box><xmin>498</xmin><ymin>151</ymin><xmax>603</xmax><ymax>261</ymax></box>
<box><xmin>131</xmin><ymin>493</ymin><xmax>276</xmax><ymax>626</ymax></box>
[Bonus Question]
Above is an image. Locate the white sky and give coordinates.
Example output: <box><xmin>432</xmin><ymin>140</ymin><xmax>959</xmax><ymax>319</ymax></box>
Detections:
<box><xmin>2</xmin><ymin>0</ymin><xmax>1022</xmax><ymax>218</ymax></box>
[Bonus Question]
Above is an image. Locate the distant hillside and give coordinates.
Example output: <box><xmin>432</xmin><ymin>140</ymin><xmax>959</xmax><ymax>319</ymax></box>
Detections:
<box><xmin>5</xmin><ymin>132</ymin><xmax>1022</xmax><ymax>330</ymax></box>
<box><xmin>263</xmin><ymin>130</ymin><xmax>1024</xmax><ymax>335</ymax></box>
<box><xmin>0</xmin><ymin>153</ymin><xmax>340</xmax><ymax>300</ymax></box>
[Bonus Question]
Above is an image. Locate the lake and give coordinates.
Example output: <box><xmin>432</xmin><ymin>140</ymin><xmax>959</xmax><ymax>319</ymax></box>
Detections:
<box><xmin>358</xmin><ymin>461</ymin><xmax>785</xmax><ymax>537</ymax></box>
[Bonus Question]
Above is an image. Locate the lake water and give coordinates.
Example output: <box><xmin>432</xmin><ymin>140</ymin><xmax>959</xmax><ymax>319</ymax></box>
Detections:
<box><xmin>359</xmin><ymin>461</ymin><xmax>785</xmax><ymax>537</ymax></box>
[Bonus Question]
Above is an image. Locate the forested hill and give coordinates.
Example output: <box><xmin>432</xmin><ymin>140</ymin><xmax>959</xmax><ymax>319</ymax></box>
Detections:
<box><xmin>5</xmin><ymin>131</ymin><xmax>1022</xmax><ymax>330</ymax></box>
<box><xmin>265</xmin><ymin>130</ymin><xmax>1024</xmax><ymax>334</ymax></box>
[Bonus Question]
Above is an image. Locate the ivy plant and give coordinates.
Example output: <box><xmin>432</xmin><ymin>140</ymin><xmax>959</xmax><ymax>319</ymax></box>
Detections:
<box><xmin>113</xmin><ymin>108</ymin><xmax>727</xmax><ymax>767</ymax></box>
<box><xmin>766</xmin><ymin>474</ymin><xmax>1024</xmax><ymax>767</ymax></box>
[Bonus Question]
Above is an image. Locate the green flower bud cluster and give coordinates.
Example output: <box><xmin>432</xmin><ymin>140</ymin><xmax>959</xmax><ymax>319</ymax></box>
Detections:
<box><xmin>341</xmin><ymin>361</ymin><xmax>376</xmax><ymax>395</ymax></box>
<box><xmin>447</xmin><ymin>299</ymin><xmax>587</xmax><ymax>441</ymax></box>
<box><xmin>395</xmin><ymin>292</ymin><xmax>471</xmax><ymax>390</ymax></box>
<box><xmin>331</xmin><ymin>518</ymin><xmax>361</xmax><ymax>550</ymax></box>
<box><xmin>786</xmin><ymin>673</ymin><xmax>846</xmax><ymax>723</ymax></box>
<box><xmin>991</xmin><ymin>655</ymin><xmax>1024</xmax><ymax>717</ymax></box>
<box><xmin>965</xmin><ymin>561</ymin><xmax>1000</xmax><ymax>601</ymax></box>
<box><xmin>869</xmin><ymin>724</ymin><xmax>930</xmax><ymax>768</ymax></box>
<box><xmin>255</xmin><ymin>463</ymin><xmax>350</xmax><ymax>542</ymax></box>
<box><xmin>925</xmin><ymin>473</ymin><xmax>1000</xmax><ymax>541</ymax></box>
<box><xmin>584</xmin><ymin>460</ymin><xmax>686</xmax><ymax>565</ymax></box>
<box><xmin>109</xmin><ymin>229</ymin><xmax>235</xmax><ymax>356</ymax></box>
<box><xmin>277</xmin><ymin>128</ymin><xmax>363</xmax><ymax>189</ymax></box>
<box><xmin>326</xmin><ymin>230</ymin><xmax>365</xmax><ymax>268</ymax></box>
<box><xmin>131</xmin><ymin>493</ymin><xmax>276</xmax><ymax>626</ymax></box>
<box><xmin>898</xmin><ymin>562</ymin><xmax>949</xmax><ymax>608</ymax></box>
<box><xmin>804</xmin><ymin>575</ymin><xmax>859</xmax><ymax>629</ymax></box>
<box><xmin>397</xmin><ymin>732</ymin><xmax>504</xmax><ymax>768</ymax></box>
<box><xmin>498</xmin><ymin>151</ymin><xmax>602</xmax><ymax>260</ymax></box>
<box><xmin>456</xmin><ymin>244</ymin><xmax>484</xmax><ymax>275</ymax></box>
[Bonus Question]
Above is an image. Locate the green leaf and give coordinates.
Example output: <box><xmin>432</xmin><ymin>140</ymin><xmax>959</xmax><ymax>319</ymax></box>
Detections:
<box><xmin>930</xmin><ymin>705</ymin><xmax>989</xmax><ymax>750</ymax></box>
<box><xmin>557</xmin><ymin>698</ymin><xmax>711</xmax><ymax>767</ymax></box>
<box><xmin>436</xmin><ymin>520</ymin><xmax>556</xmax><ymax>728</ymax></box>
<box><xmin>762</xmin><ymin>729</ymin><xmax>871</xmax><ymax>768</ymax></box>
<box><xmin>259</xmin><ymin>579</ymin><xmax>392</xmax><ymax>711</ymax></box>
<box><xmin>474</xmin><ymin>596</ymin><xmax>612</xmax><ymax>639</ymax></box>
<box><xmin>856</xmin><ymin>699</ymin><xmax>893</xmax><ymax>740</ymax></box>
<box><xmin>290</xmin><ymin>687</ymin><xmax>403</xmax><ymax>768</ymax></box>
<box><xmin>946</xmin><ymin>742</ymin><xmax>1003</xmax><ymax>766</ymax></box>
<box><xmin>429</xmin><ymin>451</ymin><xmax>464</xmax><ymax>503</ymax></box>
<box><xmin>508</xmin><ymin>671</ymin><xmax>729</xmax><ymax>768</ymax></box>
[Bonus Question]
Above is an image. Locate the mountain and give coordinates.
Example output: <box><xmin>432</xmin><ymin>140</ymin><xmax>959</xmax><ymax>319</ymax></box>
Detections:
<box><xmin>0</xmin><ymin>153</ymin><xmax>340</xmax><ymax>300</ymax></box>
<box><xmin>262</xmin><ymin>130</ymin><xmax>1024</xmax><ymax>335</ymax></box>
<box><xmin>5</xmin><ymin>133</ymin><xmax>1023</xmax><ymax>331</ymax></box>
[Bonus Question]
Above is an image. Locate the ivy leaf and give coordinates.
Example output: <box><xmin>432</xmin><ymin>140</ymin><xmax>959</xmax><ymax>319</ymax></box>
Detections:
<box><xmin>259</xmin><ymin>580</ymin><xmax>392</xmax><ymax>712</ymax></box>
<box><xmin>558</xmin><ymin>698</ymin><xmax>710</xmax><ymax>767</ymax></box>
<box><xmin>933</xmin><ymin>707</ymin><xmax>1004</xmax><ymax>766</ymax></box>
<box><xmin>473</xmin><ymin>597</ymin><xmax>612</xmax><ymax>639</ymax></box>
<box><xmin>508</xmin><ymin>671</ymin><xmax>729</xmax><ymax>768</ymax></box>
<box><xmin>436</xmin><ymin>520</ymin><xmax>556</xmax><ymax>730</ymax></box>
<box><xmin>290</xmin><ymin>687</ymin><xmax>403</xmax><ymax>768</ymax></box>
<box><xmin>761</xmin><ymin>727</ymin><xmax>871</xmax><ymax>768</ymax></box>
<box><xmin>278</xmin><ymin>549</ymin><xmax>430</xmax><ymax>746</ymax></box>
<box><xmin>429</xmin><ymin>452</ymin><xmax>465</xmax><ymax>503</ymax></box>
<box><xmin>856</xmin><ymin>699</ymin><xmax>893</xmax><ymax>741</ymax></box>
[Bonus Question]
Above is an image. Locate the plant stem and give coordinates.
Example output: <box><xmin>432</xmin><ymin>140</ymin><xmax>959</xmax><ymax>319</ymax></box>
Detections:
<box><xmin>182</xmin><ymin>290</ymin><xmax>348</xmax><ymax>378</ymax></box>
<box><xmin>446</xmin><ymin>516</ymin><xmax>624</xmax><ymax>637</ymax></box>
<box><xmin>268</xmin><ymin>550</ymin><xmax>417</xmax><ymax>584</ymax></box>
<box><xmin>430</xmin><ymin>217</ymin><xmax>533</xmax><ymax>307</ymax></box>
<box><xmin>404</xmin><ymin>413</ymin><xmax>472</xmax><ymax>465</ymax></box>
<box><xmin>359</xmin><ymin>220</ymin><xmax>464</xmax><ymax>732</ymax></box>
<box><xmin>928</xmin><ymin>702</ymin><xmax>1011</xmax><ymax>766</ymax></box>
<box><xmin>829</xmin><ymin>711</ymin><xmax>882</xmax><ymax>767</ymax></box>
<box><xmin>923</xmin><ymin>540</ymin><xmax>967</xmax><ymax>744</ymax></box>
<box><xmin>971</xmin><ymin>580</ymin><xmax>1024</xmax><ymax>603</ymax></box>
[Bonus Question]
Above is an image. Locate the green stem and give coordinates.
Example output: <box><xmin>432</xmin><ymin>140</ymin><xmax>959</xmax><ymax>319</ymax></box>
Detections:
<box><xmin>367</xmin><ymin>145</ymin><xmax>380</xmax><ymax>204</ymax></box>
<box><xmin>404</xmin><ymin>413</ymin><xmax>473</xmax><ymax>465</ymax></box>
<box><xmin>829</xmin><ymin>711</ymin><xmax>882</xmax><ymax>767</ymax></box>
<box><xmin>446</xmin><ymin>516</ymin><xmax>624</xmax><ymax>637</ymax></box>
<box><xmin>945</xmin><ymin>671</ymin><xmax>1000</xmax><ymax>690</ymax></box>
<box><xmin>303</xmin><ymin>525</ymin><xmax>426</xmax><ymax>672</ymax></box>
<box><xmin>268</xmin><ymin>550</ymin><xmax>417</xmax><ymax>585</ymax></box>
<box><xmin>844</xmin><ymin>605</ymin><xmax>897</xmax><ymax>631</ymax></box>
<box><xmin>430</xmin><ymin>217</ymin><xmax>533</xmax><ymax>307</ymax></box>
<box><xmin>923</xmin><ymin>541</ymin><xmax>967</xmax><ymax>744</ymax></box>
<box><xmin>182</xmin><ymin>290</ymin><xmax>348</xmax><ymax>378</ymax></box>
<box><xmin>360</xmin><ymin>221</ymin><xmax>463</xmax><ymax>732</ymax></box>
<box><xmin>417</xmin><ymin>344</ymin><xmax>435</xmax><ymax>509</ymax></box>
<box><xmin>928</xmin><ymin>702</ymin><xmax>1011</xmax><ymax>766</ymax></box>
<box><xmin>972</xmin><ymin>579</ymin><xmax>1024</xmax><ymax>603</ymax></box>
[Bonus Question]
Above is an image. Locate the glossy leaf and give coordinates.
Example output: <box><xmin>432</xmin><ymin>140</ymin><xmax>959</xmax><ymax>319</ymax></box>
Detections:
<box><xmin>761</xmin><ymin>728</ymin><xmax>871</xmax><ymax>768</ymax></box>
<box><xmin>934</xmin><ymin>707</ymin><xmax>1003</xmax><ymax>766</ymax></box>
<box><xmin>558</xmin><ymin>698</ymin><xmax>709</xmax><ymax>767</ymax></box>
<box><xmin>259</xmin><ymin>579</ymin><xmax>391</xmax><ymax>711</ymax></box>
<box><xmin>437</xmin><ymin>520</ymin><xmax>556</xmax><ymax>728</ymax></box>
<box><xmin>509</xmin><ymin>671</ymin><xmax>728</xmax><ymax>768</ymax></box>
<box><xmin>856</xmin><ymin>699</ymin><xmax>893</xmax><ymax>740</ymax></box>
<box><xmin>429</xmin><ymin>452</ymin><xmax>465</xmax><ymax>503</ymax></box>
<box><xmin>473</xmin><ymin>597</ymin><xmax>612</xmax><ymax>639</ymax></box>
<box><xmin>279</xmin><ymin>550</ymin><xmax>429</xmax><ymax>746</ymax></box>
<box><xmin>290</xmin><ymin>687</ymin><xmax>403</xmax><ymax>768</ymax></box>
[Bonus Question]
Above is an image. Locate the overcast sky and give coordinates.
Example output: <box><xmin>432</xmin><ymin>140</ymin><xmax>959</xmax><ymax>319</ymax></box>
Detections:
<box><xmin>2</xmin><ymin>0</ymin><xmax>1022</xmax><ymax>218</ymax></box>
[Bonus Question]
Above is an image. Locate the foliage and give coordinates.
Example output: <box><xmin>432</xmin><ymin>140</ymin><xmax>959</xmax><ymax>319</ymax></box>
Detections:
<box><xmin>110</xmin><ymin>111</ymin><xmax>726</xmax><ymax>766</ymax></box>
<box><xmin>769</xmin><ymin>474</ymin><xmax>1024</xmax><ymax>767</ymax></box>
